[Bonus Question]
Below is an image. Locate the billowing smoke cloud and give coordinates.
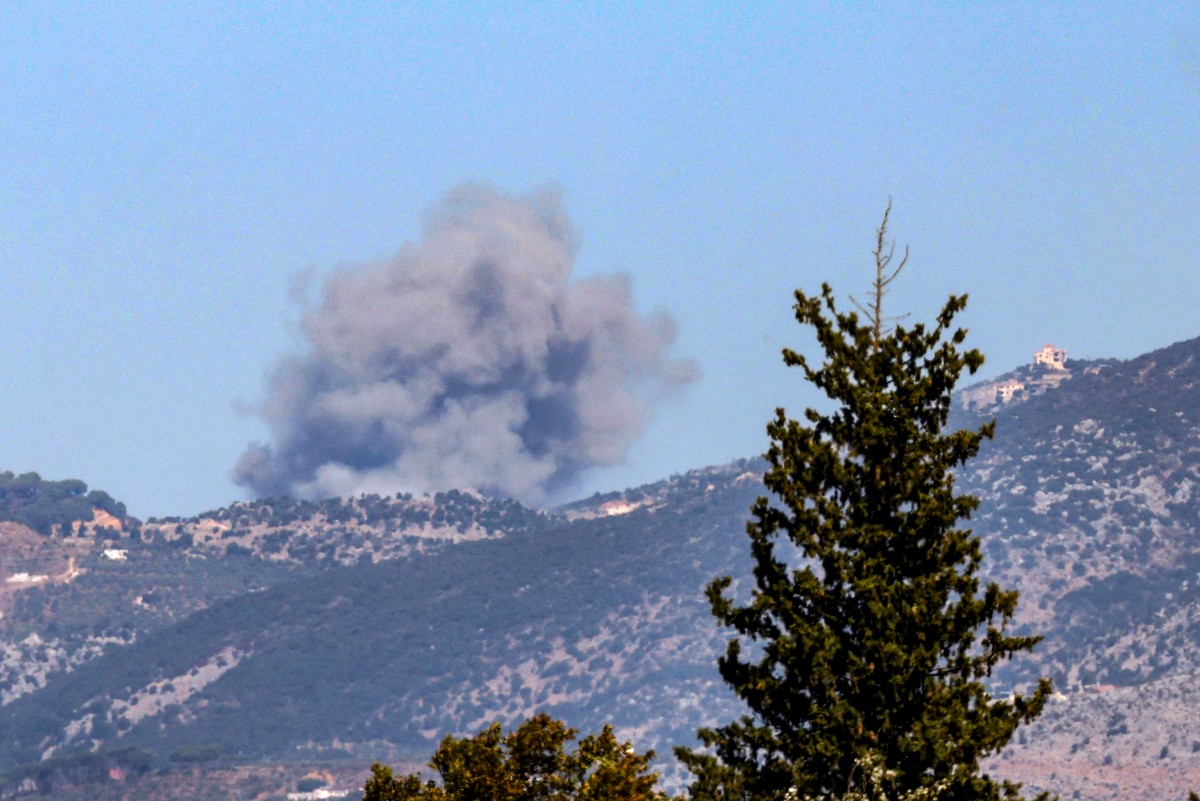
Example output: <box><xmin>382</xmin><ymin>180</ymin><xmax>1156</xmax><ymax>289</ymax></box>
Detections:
<box><xmin>234</xmin><ymin>185</ymin><xmax>697</xmax><ymax>503</ymax></box>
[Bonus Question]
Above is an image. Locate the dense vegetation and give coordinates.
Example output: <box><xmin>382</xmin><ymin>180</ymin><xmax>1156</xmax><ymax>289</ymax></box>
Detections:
<box><xmin>174</xmin><ymin>490</ymin><xmax>548</xmax><ymax>537</ymax></box>
<box><xmin>0</xmin><ymin>746</ymin><xmax>155</xmax><ymax>796</ymax></box>
<box><xmin>363</xmin><ymin>714</ymin><xmax>667</xmax><ymax>801</ymax></box>
<box><xmin>0</xmin><ymin>472</ymin><xmax>125</xmax><ymax>535</ymax></box>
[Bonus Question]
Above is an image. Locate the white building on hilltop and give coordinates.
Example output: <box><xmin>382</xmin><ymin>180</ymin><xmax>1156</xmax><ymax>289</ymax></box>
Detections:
<box><xmin>1034</xmin><ymin>344</ymin><xmax>1068</xmax><ymax>371</ymax></box>
<box><xmin>957</xmin><ymin>342</ymin><xmax>1072</xmax><ymax>411</ymax></box>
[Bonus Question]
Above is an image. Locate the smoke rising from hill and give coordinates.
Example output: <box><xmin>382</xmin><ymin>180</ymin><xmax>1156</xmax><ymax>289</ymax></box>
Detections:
<box><xmin>234</xmin><ymin>185</ymin><xmax>697</xmax><ymax>503</ymax></box>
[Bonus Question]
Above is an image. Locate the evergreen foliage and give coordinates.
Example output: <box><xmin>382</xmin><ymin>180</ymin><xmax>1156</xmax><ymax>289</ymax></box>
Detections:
<box><xmin>0</xmin><ymin>470</ymin><xmax>125</xmax><ymax>534</ymax></box>
<box><xmin>0</xmin><ymin>746</ymin><xmax>155</xmax><ymax>795</ymax></box>
<box><xmin>678</xmin><ymin>208</ymin><xmax>1051</xmax><ymax>801</ymax></box>
<box><xmin>361</xmin><ymin>713</ymin><xmax>669</xmax><ymax>801</ymax></box>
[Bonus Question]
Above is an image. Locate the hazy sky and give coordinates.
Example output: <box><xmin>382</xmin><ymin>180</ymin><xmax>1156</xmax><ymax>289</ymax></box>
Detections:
<box><xmin>3</xmin><ymin>3</ymin><xmax>1197</xmax><ymax>517</ymax></box>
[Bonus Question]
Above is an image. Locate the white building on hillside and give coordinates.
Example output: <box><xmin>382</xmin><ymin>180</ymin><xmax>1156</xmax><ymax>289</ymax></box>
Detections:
<box><xmin>995</xmin><ymin>379</ymin><xmax>1026</xmax><ymax>403</ymax></box>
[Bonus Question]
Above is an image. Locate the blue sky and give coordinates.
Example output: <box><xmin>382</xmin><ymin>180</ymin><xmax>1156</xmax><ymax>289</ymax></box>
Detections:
<box><xmin>3</xmin><ymin>3</ymin><xmax>1197</xmax><ymax>516</ymax></box>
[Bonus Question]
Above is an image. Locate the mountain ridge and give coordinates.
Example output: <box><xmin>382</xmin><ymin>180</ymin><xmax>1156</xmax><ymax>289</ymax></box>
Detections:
<box><xmin>7</xmin><ymin>335</ymin><xmax>1200</xmax><ymax>799</ymax></box>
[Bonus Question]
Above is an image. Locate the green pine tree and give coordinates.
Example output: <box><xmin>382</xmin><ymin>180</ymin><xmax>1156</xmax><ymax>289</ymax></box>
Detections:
<box><xmin>677</xmin><ymin>205</ymin><xmax>1052</xmax><ymax>801</ymax></box>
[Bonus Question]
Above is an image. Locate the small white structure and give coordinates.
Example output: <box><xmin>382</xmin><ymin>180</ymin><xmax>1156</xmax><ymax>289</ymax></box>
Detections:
<box><xmin>287</xmin><ymin>791</ymin><xmax>350</xmax><ymax>801</ymax></box>
<box><xmin>995</xmin><ymin>380</ymin><xmax>1025</xmax><ymax>403</ymax></box>
<box><xmin>5</xmin><ymin>573</ymin><xmax>49</xmax><ymax>585</ymax></box>
<box><xmin>1034</xmin><ymin>344</ymin><xmax>1068</xmax><ymax>371</ymax></box>
<box><xmin>102</xmin><ymin>549</ymin><xmax>128</xmax><ymax>561</ymax></box>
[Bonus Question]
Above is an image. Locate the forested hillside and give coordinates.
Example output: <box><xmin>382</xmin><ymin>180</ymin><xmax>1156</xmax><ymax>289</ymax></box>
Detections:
<box><xmin>6</xmin><ymin>337</ymin><xmax>1200</xmax><ymax>800</ymax></box>
<box><xmin>0</xmin><ymin>473</ymin><xmax>125</xmax><ymax>536</ymax></box>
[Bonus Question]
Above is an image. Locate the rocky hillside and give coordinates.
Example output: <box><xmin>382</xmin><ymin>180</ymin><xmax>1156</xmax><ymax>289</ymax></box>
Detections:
<box><xmin>142</xmin><ymin>490</ymin><xmax>551</xmax><ymax>565</ymax></box>
<box><xmin>0</xmin><ymin>489</ymin><xmax>555</xmax><ymax>710</ymax></box>
<box><xmin>0</xmin><ymin>463</ymin><xmax>761</xmax><ymax>797</ymax></box>
<box><xmin>953</xmin><ymin>337</ymin><xmax>1200</xmax><ymax>799</ymax></box>
<box><xmin>7</xmin><ymin>337</ymin><xmax>1200</xmax><ymax>800</ymax></box>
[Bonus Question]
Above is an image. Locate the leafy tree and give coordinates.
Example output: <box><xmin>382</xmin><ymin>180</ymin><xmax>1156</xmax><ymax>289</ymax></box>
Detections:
<box><xmin>0</xmin><ymin>471</ymin><xmax>126</xmax><ymax>534</ymax></box>
<box><xmin>677</xmin><ymin>206</ymin><xmax>1051</xmax><ymax>801</ymax></box>
<box><xmin>362</xmin><ymin>712</ymin><xmax>669</xmax><ymax>801</ymax></box>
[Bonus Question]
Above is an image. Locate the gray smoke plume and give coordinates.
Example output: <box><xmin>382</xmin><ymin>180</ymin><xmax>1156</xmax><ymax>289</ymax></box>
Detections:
<box><xmin>234</xmin><ymin>185</ymin><xmax>697</xmax><ymax>503</ymax></box>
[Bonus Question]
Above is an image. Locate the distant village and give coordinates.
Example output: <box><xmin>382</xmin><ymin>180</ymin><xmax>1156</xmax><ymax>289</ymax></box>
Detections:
<box><xmin>957</xmin><ymin>344</ymin><xmax>1079</xmax><ymax>411</ymax></box>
